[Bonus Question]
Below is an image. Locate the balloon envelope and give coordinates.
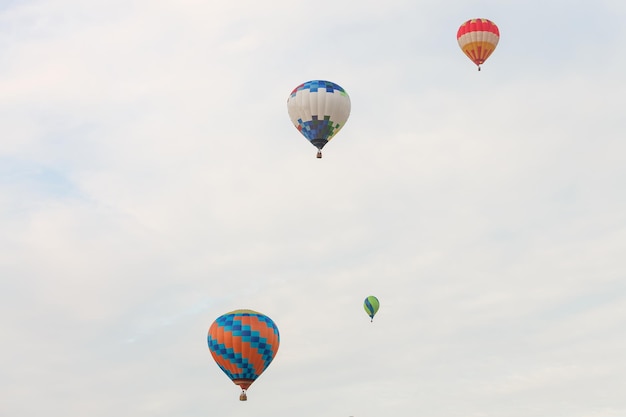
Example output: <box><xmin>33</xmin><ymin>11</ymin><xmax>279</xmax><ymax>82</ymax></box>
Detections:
<box><xmin>287</xmin><ymin>80</ymin><xmax>351</xmax><ymax>158</ymax></box>
<box><xmin>457</xmin><ymin>18</ymin><xmax>499</xmax><ymax>70</ymax></box>
<box><xmin>363</xmin><ymin>296</ymin><xmax>380</xmax><ymax>321</ymax></box>
<box><xmin>207</xmin><ymin>309</ymin><xmax>280</xmax><ymax>400</ymax></box>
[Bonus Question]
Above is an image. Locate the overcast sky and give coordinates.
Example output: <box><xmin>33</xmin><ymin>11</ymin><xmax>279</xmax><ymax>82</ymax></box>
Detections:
<box><xmin>1</xmin><ymin>1</ymin><xmax>625</xmax><ymax>416</ymax></box>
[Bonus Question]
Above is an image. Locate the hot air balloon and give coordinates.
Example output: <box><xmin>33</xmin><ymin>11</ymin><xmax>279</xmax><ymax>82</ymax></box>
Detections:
<box><xmin>287</xmin><ymin>80</ymin><xmax>351</xmax><ymax>158</ymax></box>
<box><xmin>207</xmin><ymin>309</ymin><xmax>280</xmax><ymax>401</ymax></box>
<box><xmin>457</xmin><ymin>18</ymin><xmax>500</xmax><ymax>71</ymax></box>
<box><xmin>363</xmin><ymin>296</ymin><xmax>380</xmax><ymax>322</ymax></box>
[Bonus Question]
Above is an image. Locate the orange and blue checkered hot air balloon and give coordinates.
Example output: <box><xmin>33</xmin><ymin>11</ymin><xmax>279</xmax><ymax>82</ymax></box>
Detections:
<box><xmin>287</xmin><ymin>80</ymin><xmax>351</xmax><ymax>159</ymax></box>
<box><xmin>457</xmin><ymin>18</ymin><xmax>500</xmax><ymax>71</ymax></box>
<box><xmin>207</xmin><ymin>309</ymin><xmax>280</xmax><ymax>401</ymax></box>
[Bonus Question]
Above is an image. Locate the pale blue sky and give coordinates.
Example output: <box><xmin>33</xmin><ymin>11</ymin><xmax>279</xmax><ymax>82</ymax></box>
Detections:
<box><xmin>1</xmin><ymin>1</ymin><xmax>625</xmax><ymax>416</ymax></box>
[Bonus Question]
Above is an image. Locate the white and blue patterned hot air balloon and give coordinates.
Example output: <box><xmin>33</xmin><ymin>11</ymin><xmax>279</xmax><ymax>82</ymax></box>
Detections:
<box><xmin>287</xmin><ymin>80</ymin><xmax>351</xmax><ymax>158</ymax></box>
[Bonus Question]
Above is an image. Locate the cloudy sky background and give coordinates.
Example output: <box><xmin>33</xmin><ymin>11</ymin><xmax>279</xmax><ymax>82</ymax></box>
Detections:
<box><xmin>1</xmin><ymin>0</ymin><xmax>625</xmax><ymax>416</ymax></box>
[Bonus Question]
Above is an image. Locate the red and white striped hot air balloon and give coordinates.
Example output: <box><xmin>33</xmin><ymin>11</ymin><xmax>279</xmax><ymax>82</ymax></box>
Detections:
<box><xmin>457</xmin><ymin>18</ymin><xmax>499</xmax><ymax>71</ymax></box>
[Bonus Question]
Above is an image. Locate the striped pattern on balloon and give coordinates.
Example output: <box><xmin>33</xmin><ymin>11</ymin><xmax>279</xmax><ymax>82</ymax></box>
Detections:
<box><xmin>363</xmin><ymin>296</ymin><xmax>380</xmax><ymax>322</ymax></box>
<box><xmin>207</xmin><ymin>309</ymin><xmax>280</xmax><ymax>401</ymax></box>
<box><xmin>457</xmin><ymin>18</ymin><xmax>500</xmax><ymax>71</ymax></box>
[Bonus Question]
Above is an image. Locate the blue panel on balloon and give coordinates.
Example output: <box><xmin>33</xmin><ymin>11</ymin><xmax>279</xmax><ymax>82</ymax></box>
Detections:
<box><xmin>297</xmin><ymin>116</ymin><xmax>339</xmax><ymax>141</ymax></box>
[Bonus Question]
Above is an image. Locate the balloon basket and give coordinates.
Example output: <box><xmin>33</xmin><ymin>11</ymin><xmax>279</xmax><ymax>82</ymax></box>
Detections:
<box><xmin>239</xmin><ymin>391</ymin><xmax>248</xmax><ymax>401</ymax></box>
<box><xmin>316</xmin><ymin>150</ymin><xmax>322</xmax><ymax>158</ymax></box>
